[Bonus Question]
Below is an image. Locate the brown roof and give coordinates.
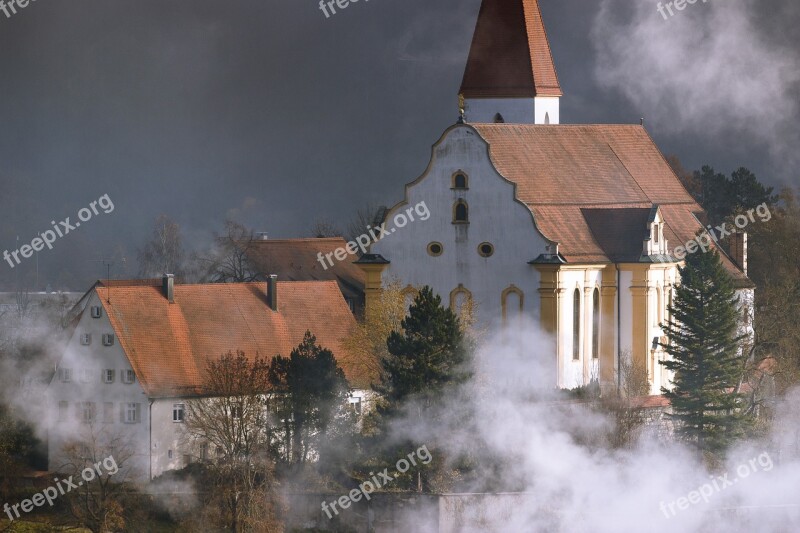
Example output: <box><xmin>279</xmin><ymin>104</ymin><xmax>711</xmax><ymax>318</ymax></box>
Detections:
<box><xmin>245</xmin><ymin>238</ymin><xmax>364</xmax><ymax>300</ymax></box>
<box><xmin>470</xmin><ymin>124</ymin><xmax>751</xmax><ymax>285</ymax></box>
<box><xmin>96</xmin><ymin>280</ymin><xmax>375</xmax><ymax>397</ymax></box>
<box><xmin>460</xmin><ymin>0</ymin><xmax>562</xmax><ymax>98</ymax></box>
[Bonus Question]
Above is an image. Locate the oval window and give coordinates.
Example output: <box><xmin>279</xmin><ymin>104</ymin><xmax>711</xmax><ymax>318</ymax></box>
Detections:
<box><xmin>427</xmin><ymin>242</ymin><xmax>443</xmax><ymax>257</ymax></box>
<box><xmin>478</xmin><ymin>242</ymin><xmax>494</xmax><ymax>257</ymax></box>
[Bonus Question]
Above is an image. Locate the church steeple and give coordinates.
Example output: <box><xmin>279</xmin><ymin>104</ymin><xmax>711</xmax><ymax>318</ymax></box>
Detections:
<box><xmin>459</xmin><ymin>0</ymin><xmax>561</xmax><ymax>124</ymax></box>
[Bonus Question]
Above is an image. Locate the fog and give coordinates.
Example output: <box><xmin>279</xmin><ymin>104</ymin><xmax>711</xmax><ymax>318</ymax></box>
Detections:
<box><xmin>385</xmin><ymin>320</ymin><xmax>800</xmax><ymax>532</ymax></box>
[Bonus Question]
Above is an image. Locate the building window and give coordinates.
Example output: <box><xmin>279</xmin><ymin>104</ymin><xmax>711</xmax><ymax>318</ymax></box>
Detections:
<box><xmin>173</xmin><ymin>404</ymin><xmax>185</xmax><ymax>423</ymax></box>
<box><xmin>427</xmin><ymin>242</ymin><xmax>443</xmax><ymax>257</ymax></box>
<box><xmin>573</xmin><ymin>289</ymin><xmax>581</xmax><ymax>360</ymax></box>
<box><xmin>478</xmin><ymin>242</ymin><xmax>494</xmax><ymax>257</ymax></box>
<box><xmin>90</xmin><ymin>306</ymin><xmax>102</xmax><ymax>318</ymax></box>
<box><xmin>450</xmin><ymin>285</ymin><xmax>473</xmax><ymax>317</ymax></box>
<box><xmin>349</xmin><ymin>396</ymin><xmax>362</xmax><ymax>416</ymax></box>
<box><xmin>655</xmin><ymin>287</ymin><xmax>663</xmax><ymax>326</ymax></box>
<box><xmin>124</xmin><ymin>403</ymin><xmax>140</xmax><ymax>424</ymax></box>
<box><xmin>453</xmin><ymin>200</ymin><xmax>469</xmax><ymax>223</ymax></box>
<box><xmin>103</xmin><ymin>402</ymin><xmax>114</xmax><ymax>423</ymax></box>
<box><xmin>501</xmin><ymin>285</ymin><xmax>524</xmax><ymax>325</ymax></box>
<box><xmin>168</xmin><ymin>449</ymin><xmax>173</xmax><ymax>459</ymax></box>
<box><xmin>544</xmin><ymin>112</ymin><xmax>551</xmax><ymax>124</ymax></box>
<box><xmin>103</xmin><ymin>369</ymin><xmax>115</xmax><ymax>384</ymax></box>
<box><xmin>58</xmin><ymin>401</ymin><xmax>69</xmax><ymax>422</ymax></box>
<box><xmin>494</xmin><ymin>113</ymin><xmax>505</xmax><ymax>123</ymax></box>
<box><xmin>58</xmin><ymin>368</ymin><xmax>72</xmax><ymax>383</ymax></box>
<box><xmin>401</xmin><ymin>285</ymin><xmax>418</xmax><ymax>311</ymax></box>
<box><xmin>81</xmin><ymin>402</ymin><xmax>96</xmax><ymax>423</ymax></box>
<box><xmin>592</xmin><ymin>289</ymin><xmax>600</xmax><ymax>359</ymax></box>
<box><xmin>230</xmin><ymin>405</ymin><xmax>243</xmax><ymax>419</ymax></box>
<box><xmin>452</xmin><ymin>171</ymin><xmax>469</xmax><ymax>189</ymax></box>
<box><xmin>102</xmin><ymin>333</ymin><xmax>115</xmax><ymax>346</ymax></box>
<box><xmin>80</xmin><ymin>333</ymin><xmax>91</xmax><ymax>346</ymax></box>
<box><xmin>122</xmin><ymin>370</ymin><xmax>135</xmax><ymax>384</ymax></box>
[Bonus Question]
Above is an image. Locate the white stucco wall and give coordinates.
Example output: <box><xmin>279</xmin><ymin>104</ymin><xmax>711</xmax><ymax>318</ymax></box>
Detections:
<box><xmin>464</xmin><ymin>96</ymin><xmax>559</xmax><ymax>125</ymax></box>
<box><xmin>371</xmin><ymin>124</ymin><xmax>550</xmax><ymax>329</ymax></box>
<box><xmin>48</xmin><ymin>291</ymin><xmax>150</xmax><ymax>481</ymax></box>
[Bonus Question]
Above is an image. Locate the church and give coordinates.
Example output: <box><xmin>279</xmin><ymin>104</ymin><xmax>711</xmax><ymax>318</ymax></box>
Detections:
<box><xmin>358</xmin><ymin>0</ymin><xmax>753</xmax><ymax>394</ymax></box>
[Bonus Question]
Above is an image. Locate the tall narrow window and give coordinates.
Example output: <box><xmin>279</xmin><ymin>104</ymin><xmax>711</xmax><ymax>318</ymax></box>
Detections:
<box><xmin>545</xmin><ymin>112</ymin><xmax>551</xmax><ymax>124</ymax></box>
<box><xmin>655</xmin><ymin>287</ymin><xmax>663</xmax><ymax>326</ymax></box>
<box><xmin>573</xmin><ymin>289</ymin><xmax>581</xmax><ymax>360</ymax></box>
<box><xmin>452</xmin><ymin>172</ymin><xmax>468</xmax><ymax>189</ymax></box>
<box><xmin>453</xmin><ymin>200</ymin><xmax>469</xmax><ymax>223</ymax></box>
<box><xmin>592</xmin><ymin>289</ymin><xmax>600</xmax><ymax>359</ymax></box>
<box><xmin>501</xmin><ymin>286</ymin><xmax>524</xmax><ymax>325</ymax></box>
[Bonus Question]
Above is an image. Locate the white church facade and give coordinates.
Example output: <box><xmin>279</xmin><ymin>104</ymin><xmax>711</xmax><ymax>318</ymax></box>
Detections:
<box><xmin>358</xmin><ymin>0</ymin><xmax>753</xmax><ymax>394</ymax></box>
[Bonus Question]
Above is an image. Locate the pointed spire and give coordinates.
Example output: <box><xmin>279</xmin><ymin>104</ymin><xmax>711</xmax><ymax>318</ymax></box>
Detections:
<box><xmin>460</xmin><ymin>0</ymin><xmax>562</xmax><ymax>99</ymax></box>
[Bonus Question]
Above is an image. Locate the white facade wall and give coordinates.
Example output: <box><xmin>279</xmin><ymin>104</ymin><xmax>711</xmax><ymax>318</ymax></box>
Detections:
<box><xmin>464</xmin><ymin>96</ymin><xmax>559</xmax><ymax>125</ymax></box>
<box><xmin>371</xmin><ymin>125</ymin><xmax>550</xmax><ymax>329</ymax></box>
<box><xmin>48</xmin><ymin>291</ymin><xmax>150</xmax><ymax>480</ymax></box>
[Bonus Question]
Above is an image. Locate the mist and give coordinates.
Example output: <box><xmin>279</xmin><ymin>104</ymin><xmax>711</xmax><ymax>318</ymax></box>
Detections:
<box><xmin>591</xmin><ymin>0</ymin><xmax>800</xmax><ymax>184</ymax></box>
<box><xmin>385</xmin><ymin>320</ymin><xmax>800</xmax><ymax>532</ymax></box>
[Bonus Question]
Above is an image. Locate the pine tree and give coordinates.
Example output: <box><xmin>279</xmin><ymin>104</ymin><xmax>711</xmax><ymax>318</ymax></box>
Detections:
<box><xmin>368</xmin><ymin>286</ymin><xmax>473</xmax><ymax>492</ymax></box>
<box><xmin>376</xmin><ymin>286</ymin><xmax>472</xmax><ymax>415</ymax></box>
<box><xmin>269</xmin><ymin>331</ymin><xmax>352</xmax><ymax>464</ymax></box>
<box><xmin>659</xmin><ymin>248</ymin><xmax>750</xmax><ymax>454</ymax></box>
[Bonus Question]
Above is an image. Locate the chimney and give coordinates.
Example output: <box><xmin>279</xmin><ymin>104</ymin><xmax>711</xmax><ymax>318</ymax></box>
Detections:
<box><xmin>162</xmin><ymin>274</ymin><xmax>174</xmax><ymax>303</ymax></box>
<box><xmin>729</xmin><ymin>232</ymin><xmax>748</xmax><ymax>276</ymax></box>
<box><xmin>267</xmin><ymin>274</ymin><xmax>278</xmax><ymax>311</ymax></box>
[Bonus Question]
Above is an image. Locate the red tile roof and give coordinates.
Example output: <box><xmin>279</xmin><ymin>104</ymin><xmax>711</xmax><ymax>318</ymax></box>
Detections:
<box><xmin>460</xmin><ymin>0</ymin><xmax>562</xmax><ymax>98</ymax></box>
<box><xmin>245</xmin><ymin>238</ymin><xmax>365</xmax><ymax>301</ymax></box>
<box><xmin>96</xmin><ymin>280</ymin><xmax>375</xmax><ymax>397</ymax></box>
<box><xmin>470</xmin><ymin>124</ymin><xmax>752</xmax><ymax>285</ymax></box>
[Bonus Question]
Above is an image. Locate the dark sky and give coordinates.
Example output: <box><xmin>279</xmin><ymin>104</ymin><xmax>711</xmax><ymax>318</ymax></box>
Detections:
<box><xmin>1</xmin><ymin>0</ymin><xmax>798</xmax><ymax>290</ymax></box>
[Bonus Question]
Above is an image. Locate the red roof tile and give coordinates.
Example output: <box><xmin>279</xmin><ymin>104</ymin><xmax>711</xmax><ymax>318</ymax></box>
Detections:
<box><xmin>460</xmin><ymin>0</ymin><xmax>562</xmax><ymax>98</ymax></box>
<box><xmin>245</xmin><ymin>238</ymin><xmax>364</xmax><ymax>301</ymax></box>
<box><xmin>470</xmin><ymin>124</ymin><xmax>751</xmax><ymax>285</ymax></box>
<box><xmin>97</xmin><ymin>280</ymin><xmax>374</xmax><ymax>397</ymax></box>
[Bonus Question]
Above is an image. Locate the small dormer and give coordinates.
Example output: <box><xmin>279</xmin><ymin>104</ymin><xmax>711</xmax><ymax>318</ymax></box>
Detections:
<box><xmin>644</xmin><ymin>206</ymin><xmax>669</xmax><ymax>257</ymax></box>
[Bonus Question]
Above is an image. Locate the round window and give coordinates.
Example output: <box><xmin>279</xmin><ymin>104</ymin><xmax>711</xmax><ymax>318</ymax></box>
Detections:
<box><xmin>427</xmin><ymin>242</ymin><xmax>443</xmax><ymax>256</ymax></box>
<box><xmin>478</xmin><ymin>242</ymin><xmax>494</xmax><ymax>257</ymax></box>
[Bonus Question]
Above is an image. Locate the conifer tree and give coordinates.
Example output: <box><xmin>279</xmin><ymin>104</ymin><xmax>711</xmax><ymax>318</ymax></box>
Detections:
<box><xmin>376</xmin><ymin>286</ymin><xmax>472</xmax><ymax>416</ymax></box>
<box><xmin>659</xmin><ymin>248</ymin><xmax>750</xmax><ymax>454</ymax></box>
<box><xmin>367</xmin><ymin>286</ymin><xmax>473</xmax><ymax>492</ymax></box>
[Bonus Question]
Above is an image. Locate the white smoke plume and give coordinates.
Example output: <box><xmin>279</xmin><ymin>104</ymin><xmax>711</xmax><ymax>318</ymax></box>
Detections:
<box><xmin>590</xmin><ymin>0</ymin><xmax>800</xmax><ymax>181</ymax></box>
<box><xmin>387</xmin><ymin>320</ymin><xmax>800</xmax><ymax>532</ymax></box>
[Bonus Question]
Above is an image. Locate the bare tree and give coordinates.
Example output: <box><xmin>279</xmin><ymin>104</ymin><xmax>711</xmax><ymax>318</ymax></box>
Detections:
<box><xmin>61</xmin><ymin>424</ymin><xmax>137</xmax><ymax>533</ymax></box>
<box><xmin>198</xmin><ymin>220</ymin><xmax>261</xmax><ymax>283</ymax></box>
<box><xmin>137</xmin><ymin>214</ymin><xmax>185</xmax><ymax>278</ymax></box>
<box><xmin>601</xmin><ymin>353</ymin><xmax>651</xmax><ymax>449</ymax></box>
<box><xmin>346</xmin><ymin>203</ymin><xmax>386</xmax><ymax>244</ymax></box>
<box><xmin>308</xmin><ymin>218</ymin><xmax>342</xmax><ymax>239</ymax></box>
<box><xmin>182</xmin><ymin>351</ymin><xmax>283</xmax><ymax>533</ymax></box>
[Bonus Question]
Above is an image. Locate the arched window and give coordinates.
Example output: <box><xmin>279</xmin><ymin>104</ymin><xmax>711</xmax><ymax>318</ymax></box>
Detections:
<box><xmin>494</xmin><ymin>113</ymin><xmax>505</xmax><ymax>123</ymax></box>
<box><xmin>401</xmin><ymin>285</ymin><xmax>418</xmax><ymax>312</ymax></box>
<box><xmin>655</xmin><ymin>287</ymin><xmax>663</xmax><ymax>326</ymax></box>
<box><xmin>453</xmin><ymin>200</ymin><xmax>469</xmax><ymax>223</ymax></box>
<box><xmin>592</xmin><ymin>288</ymin><xmax>600</xmax><ymax>359</ymax></box>
<box><xmin>501</xmin><ymin>285</ymin><xmax>524</xmax><ymax>325</ymax></box>
<box><xmin>452</xmin><ymin>171</ymin><xmax>468</xmax><ymax>189</ymax></box>
<box><xmin>573</xmin><ymin>288</ymin><xmax>581</xmax><ymax>360</ymax></box>
<box><xmin>450</xmin><ymin>285</ymin><xmax>472</xmax><ymax>317</ymax></box>
<box><xmin>544</xmin><ymin>112</ymin><xmax>551</xmax><ymax>125</ymax></box>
